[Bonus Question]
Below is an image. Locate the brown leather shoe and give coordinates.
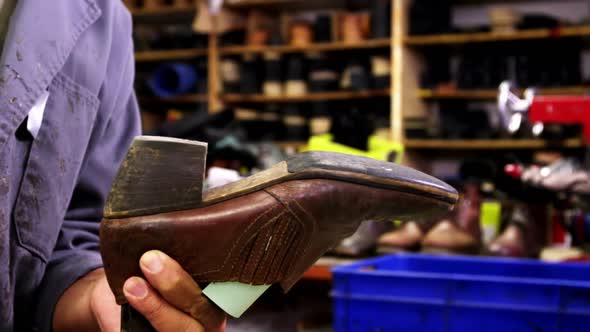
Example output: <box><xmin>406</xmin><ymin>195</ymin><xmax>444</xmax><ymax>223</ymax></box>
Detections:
<box><xmin>487</xmin><ymin>223</ymin><xmax>527</xmax><ymax>257</ymax></box>
<box><xmin>487</xmin><ymin>204</ymin><xmax>540</xmax><ymax>258</ymax></box>
<box><xmin>421</xmin><ymin>220</ymin><xmax>480</xmax><ymax>254</ymax></box>
<box><xmin>421</xmin><ymin>182</ymin><xmax>482</xmax><ymax>254</ymax></box>
<box><xmin>100</xmin><ymin>137</ymin><xmax>458</xmax><ymax>305</ymax></box>
<box><xmin>377</xmin><ymin>221</ymin><xmax>425</xmax><ymax>252</ymax></box>
<box><xmin>332</xmin><ymin>220</ymin><xmax>392</xmax><ymax>257</ymax></box>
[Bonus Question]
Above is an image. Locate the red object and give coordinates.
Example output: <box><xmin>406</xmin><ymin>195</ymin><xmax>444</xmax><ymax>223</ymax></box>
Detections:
<box><xmin>573</xmin><ymin>211</ymin><xmax>585</xmax><ymax>246</ymax></box>
<box><xmin>551</xmin><ymin>211</ymin><xmax>567</xmax><ymax>245</ymax></box>
<box><xmin>529</xmin><ymin>96</ymin><xmax>590</xmax><ymax>143</ymax></box>
<box><xmin>504</xmin><ymin>163</ymin><xmax>523</xmax><ymax>179</ymax></box>
<box><xmin>302</xmin><ymin>264</ymin><xmax>332</xmax><ymax>281</ymax></box>
<box><xmin>548</xmin><ymin>27</ymin><xmax>563</xmax><ymax>38</ymax></box>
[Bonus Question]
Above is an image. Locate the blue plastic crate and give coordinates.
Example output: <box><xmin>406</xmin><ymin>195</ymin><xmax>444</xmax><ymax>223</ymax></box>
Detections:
<box><xmin>332</xmin><ymin>253</ymin><xmax>590</xmax><ymax>332</ymax></box>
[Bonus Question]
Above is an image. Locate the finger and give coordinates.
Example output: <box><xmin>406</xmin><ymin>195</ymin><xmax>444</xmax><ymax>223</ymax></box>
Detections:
<box><xmin>89</xmin><ymin>274</ymin><xmax>120</xmax><ymax>332</ymax></box>
<box><xmin>139</xmin><ymin>250</ymin><xmax>226</xmax><ymax>331</ymax></box>
<box><xmin>123</xmin><ymin>277</ymin><xmax>205</xmax><ymax>332</ymax></box>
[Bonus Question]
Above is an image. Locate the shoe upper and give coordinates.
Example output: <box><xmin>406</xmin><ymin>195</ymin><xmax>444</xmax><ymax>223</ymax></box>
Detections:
<box><xmin>101</xmin><ymin>178</ymin><xmax>454</xmax><ymax>304</ymax></box>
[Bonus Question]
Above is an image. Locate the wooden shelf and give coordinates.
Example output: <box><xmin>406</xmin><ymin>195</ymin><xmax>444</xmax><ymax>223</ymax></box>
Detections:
<box><xmin>404</xmin><ymin>139</ymin><xmax>585</xmax><ymax>150</ymax></box>
<box><xmin>224</xmin><ymin>0</ymin><xmax>354</xmax><ymax>10</ymax></box>
<box><xmin>128</xmin><ymin>5</ymin><xmax>196</xmax><ymax>16</ymax></box>
<box><xmin>301</xmin><ymin>257</ymin><xmax>357</xmax><ymax>281</ymax></box>
<box><xmin>419</xmin><ymin>86</ymin><xmax>590</xmax><ymax>100</ymax></box>
<box><xmin>127</xmin><ymin>5</ymin><xmax>197</xmax><ymax>22</ymax></box>
<box><xmin>405</xmin><ymin>26</ymin><xmax>590</xmax><ymax>46</ymax></box>
<box><xmin>223</xmin><ymin>89</ymin><xmax>390</xmax><ymax>103</ymax></box>
<box><xmin>135</xmin><ymin>49</ymin><xmax>207</xmax><ymax>62</ymax></box>
<box><xmin>225</xmin><ymin>0</ymin><xmax>302</xmax><ymax>7</ymax></box>
<box><xmin>138</xmin><ymin>94</ymin><xmax>208</xmax><ymax>104</ymax></box>
<box><xmin>274</xmin><ymin>141</ymin><xmax>308</xmax><ymax>150</ymax></box>
<box><xmin>220</xmin><ymin>38</ymin><xmax>390</xmax><ymax>55</ymax></box>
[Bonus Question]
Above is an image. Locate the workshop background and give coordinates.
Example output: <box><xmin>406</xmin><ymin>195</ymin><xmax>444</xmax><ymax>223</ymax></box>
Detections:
<box><xmin>124</xmin><ymin>0</ymin><xmax>590</xmax><ymax>331</ymax></box>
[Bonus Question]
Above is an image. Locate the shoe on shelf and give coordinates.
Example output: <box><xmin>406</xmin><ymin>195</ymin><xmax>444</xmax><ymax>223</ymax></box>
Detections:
<box><xmin>487</xmin><ymin>204</ymin><xmax>541</xmax><ymax>258</ymax></box>
<box><xmin>521</xmin><ymin>158</ymin><xmax>590</xmax><ymax>194</ymax></box>
<box><xmin>332</xmin><ymin>220</ymin><xmax>393</xmax><ymax>257</ymax></box>
<box><xmin>143</xmin><ymin>0</ymin><xmax>166</xmax><ymax>10</ymax></box>
<box><xmin>377</xmin><ymin>221</ymin><xmax>426</xmax><ymax>253</ymax></box>
<box><xmin>421</xmin><ymin>181</ymin><xmax>482</xmax><ymax>255</ymax></box>
<box><xmin>421</xmin><ymin>219</ymin><xmax>480</xmax><ymax>255</ymax></box>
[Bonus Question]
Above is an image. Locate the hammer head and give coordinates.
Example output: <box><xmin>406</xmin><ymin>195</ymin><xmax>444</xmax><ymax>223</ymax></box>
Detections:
<box><xmin>104</xmin><ymin>136</ymin><xmax>208</xmax><ymax>218</ymax></box>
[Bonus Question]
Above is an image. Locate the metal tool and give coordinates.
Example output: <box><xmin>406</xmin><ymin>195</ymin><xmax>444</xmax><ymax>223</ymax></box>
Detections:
<box><xmin>498</xmin><ymin>80</ymin><xmax>590</xmax><ymax>143</ymax></box>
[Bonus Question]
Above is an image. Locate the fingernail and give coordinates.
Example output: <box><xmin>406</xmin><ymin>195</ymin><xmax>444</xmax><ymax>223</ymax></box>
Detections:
<box><xmin>141</xmin><ymin>251</ymin><xmax>163</xmax><ymax>274</ymax></box>
<box><xmin>124</xmin><ymin>278</ymin><xmax>147</xmax><ymax>299</ymax></box>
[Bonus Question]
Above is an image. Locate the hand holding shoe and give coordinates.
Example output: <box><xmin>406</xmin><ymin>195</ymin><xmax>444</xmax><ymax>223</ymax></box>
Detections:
<box><xmin>53</xmin><ymin>251</ymin><xmax>225</xmax><ymax>332</ymax></box>
<box><xmin>123</xmin><ymin>251</ymin><xmax>226</xmax><ymax>332</ymax></box>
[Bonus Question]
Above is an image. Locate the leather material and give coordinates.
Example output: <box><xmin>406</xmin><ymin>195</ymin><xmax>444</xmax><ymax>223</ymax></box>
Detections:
<box><xmin>378</xmin><ymin>221</ymin><xmax>425</xmax><ymax>251</ymax></box>
<box><xmin>488</xmin><ymin>205</ymin><xmax>540</xmax><ymax>258</ymax></box>
<box><xmin>421</xmin><ymin>220</ymin><xmax>479</xmax><ymax>253</ymax></box>
<box><xmin>101</xmin><ymin>179</ymin><xmax>453</xmax><ymax>304</ymax></box>
<box><xmin>488</xmin><ymin>224</ymin><xmax>527</xmax><ymax>257</ymax></box>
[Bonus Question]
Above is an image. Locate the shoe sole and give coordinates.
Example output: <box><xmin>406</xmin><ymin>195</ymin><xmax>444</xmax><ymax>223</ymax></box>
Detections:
<box><xmin>105</xmin><ymin>138</ymin><xmax>459</xmax><ymax>218</ymax></box>
<box><xmin>205</xmin><ymin>151</ymin><xmax>458</xmax><ymax>206</ymax></box>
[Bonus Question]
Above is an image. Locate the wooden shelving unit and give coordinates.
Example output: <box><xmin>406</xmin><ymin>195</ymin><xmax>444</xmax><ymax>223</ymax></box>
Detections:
<box><xmin>223</xmin><ymin>89</ymin><xmax>390</xmax><ymax>104</ymax></box>
<box><xmin>418</xmin><ymin>86</ymin><xmax>590</xmax><ymax>99</ymax></box>
<box><xmin>404</xmin><ymin>138</ymin><xmax>585</xmax><ymax>150</ymax></box>
<box><xmin>224</xmin><ymin>0</ymin><xmax>351</xmax><ymax>10</ymax></box>
<box><xmin>274</xmin><ymin>141</ymin><xmax>308</xmax><ymax>150</ymax></box>
<box><xmin>405</xmin><ymin>25</ymin><xmax>590</xmax><ymax>46</ymax></box>
<box><xmin>130</xmin><ymin>1</ymin><xmax>206</xmax><ymax>132</ymax></box>
<box><xmin>138</xmin><ymin>94</ymin><xmax>208</xmax><ymax>104</ymax></box>
<box><xmin>135</xmin><ymin>49</ymin><xmax>208</xmax><ymax>62</ymax></box>
<box><xmin>219</xmin><ymin>38</ymin><xmax>391</xmax><ymax>55</ymax></box>
<box><xmin>396</xmin><ymin>2</ymin><xmax>589</xmax><ymax>156</ymax></box>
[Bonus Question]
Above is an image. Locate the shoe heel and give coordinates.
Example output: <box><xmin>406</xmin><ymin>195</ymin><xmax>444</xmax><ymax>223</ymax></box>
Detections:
<box><xmin>104</xmin><ymin>136</ymin><xmax>208</xmax><ymax>218</ymax></box>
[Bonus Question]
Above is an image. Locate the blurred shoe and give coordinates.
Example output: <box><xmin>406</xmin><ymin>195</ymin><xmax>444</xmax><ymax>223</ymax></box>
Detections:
<box><xmin>308</xmin><ymin>53</ymin><xmax>339</xmax><ymax>92</ymax></box>
<box><xmin>521</xmin><ymin>158</ymin><xmax>590</xmax><ymax>194</ymax></box>
<box><xmin>263</xmin><ymin>52</ymin><xmax>283</xmax><ymax>97</ymax></box>
<box><xmin>371</xmin><ymin>0</ymin><xmax>391</xmax><ymax>38</ymax></box>
<box><xmin>290</xmin><ymin>20</ymin><xmax>313</xmax><ymax>46</ymax></box>
<box><xmin>314</xmin><ymin>14</ymin><xmax>332</xmax><ymax>42</ymax></box>
<box><xmin>332</xmin><ymin>220</ymin><xmax>392</xmax><ymax>257</ymax></box>
<box><xmin>487</xmin><ymin>223</ymin><xmax>527</xmax><ymax>257</ymax></box>
<box><xmin>421</xmin><ymin>181</ymin><xmax>482</xmax><ymax>255</ymax></box>
<box><xmin>421</xmin><ymin>220</ymin><xmax>480</xmax><ymax>254</ymax></box>
<box><xmin>309</xmin><ymin>102</ymin><xmax>332</xmax><ymax>136</ymax></box>
<box><xmin>377</xmin><ymin>221</ymin><xmax>425</xmax><ymax>253</ymax></box>
<box><xmin>285</xmin><ymin>55</ymin><xmax>308</xmax><ymax>96</ymax></box>
<box><xmin>282</xmin><ymin>105</ymin><xmax>309</xmax><ymax>141</ymax></box>
<box><xmin>371</xmin><ymin>56</ymin><xmax>391</xmax><ymax>89</ymax></box>
<box><xmin>487</xmin><ymin>204</ymin><xmax>540</xmax><ymax>258</ymax></box>
<box><xmin>456</xmin><ymin>181</ymin><xmax>482</xmax><ymax>241</ymax></box>
<box><xmin>240</xmin><ymin>55</ymin><xmax>262</xmax><ymax>94</ymax></box>
<box><xmin>340</xmin><ymin>12</ymin><xmax>367</xmax><ymax>43</ymax></box>
<box><xmin>143</xmin><ymin>0</ymin><xmax>165</xmax><ymax>10</ymax></box>
<box><xmin>341</xmin><ymin>61</ymin><xmax>370</xmax><ymax>91</ymax></box>
<box><xmin>221</xmin><ymin>59</ymin><xmax>241</xmax><ymax>93</ymax></box>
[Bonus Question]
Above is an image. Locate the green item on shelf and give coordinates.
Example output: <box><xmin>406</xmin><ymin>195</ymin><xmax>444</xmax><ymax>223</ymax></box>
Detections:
<box><xmin>480</xmin><ymin>201</ymin><xmax>502</xmax><ymax>244</ymax></box>
<box><xmin>303</xmin><ymin>134</ymin><xmax>404</xmax><ymax>163</ymax></box>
